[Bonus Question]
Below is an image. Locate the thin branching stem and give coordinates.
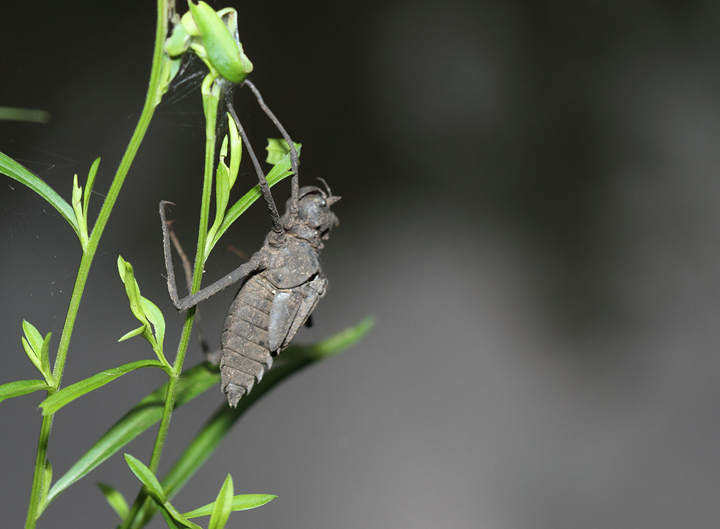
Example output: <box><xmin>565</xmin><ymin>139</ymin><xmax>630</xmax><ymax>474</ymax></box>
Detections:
<box><xmin>121</xmin><ymin>78</ymin><xmax>221</xmax><ymax>529</ymax></box>
<box><xmin>23</xmin><ymin>1</ymin><xmax>172</xmax><ymax>527</ymax></box>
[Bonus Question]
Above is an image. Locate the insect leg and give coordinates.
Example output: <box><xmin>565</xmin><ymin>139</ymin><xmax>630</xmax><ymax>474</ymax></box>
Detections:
<box><xmin>225</xmin><ymin>100</ymin><xmax>283</xmax><ymax>234</ymax></box>
<box><xmin>166</xmin><ymin>219</ymin><xmax>223</xmax><ymax>362</ymax></box>
<box><xmin>242</xmin><ymin>79</ymin><xmax>299</xmax><ymax>217</ymax></box>
<box><xmin>160</xmin><ymin>201</ymin><xmax>267</xmax><ymax>312</ymax></box>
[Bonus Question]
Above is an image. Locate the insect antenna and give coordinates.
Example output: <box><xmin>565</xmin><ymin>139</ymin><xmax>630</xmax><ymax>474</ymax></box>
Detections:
<box><xmin>316</xmin><ymin>176</ymin><xmax>333</xmax><ymax>197</ymax></box>
<box><xmin>225</xmin><ymin>97</ymin><xmax>284</xmax><ymax>235</ymax></box>
<box><xmin>242</xmin><ymin>80</ymin><xmax>300</xmax><ymax>219</ymax></box>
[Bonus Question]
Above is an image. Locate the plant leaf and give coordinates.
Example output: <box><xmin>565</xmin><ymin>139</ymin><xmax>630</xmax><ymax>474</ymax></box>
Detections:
<box><xmin>39</xmin><ymin>359</ymin><xmax>164</xmax><ymax>415</ymax></box>
<box><xmin>124</xmin><ymin>454</ymin><xmax>166</xmax><ymax>504</ymax></box>
<box><xmin>208</xmin><ymin>145</ymin><xmax>301</xmax><ymax>253</ymax></box>
<box><xmin>0</xmin><ymin>106</ymin><xmax>50</xmax><ymax>123</ymax></box>
<box><xmin>164</xmin><ymin>502</ymin><xmax>202</xmax><ymax>529</ymax></box>
<box><xmin>208</xmin><ymin>475</ymin><xmax>233</xmax><ymax>529</ymax></box>
<box><xmin>227</xmin><ymin>117</ymin><xmax>241</xmax><ymax>189</ymax></box>
<box><xmin>22</xmin><ymin>337</ymin><xmax>45</xmax><ymax>376</ymax></box>
<box><xmin>265</xmin><ymin>138</ymin><xmax>296</xmax><ymax>166</ymax></box>
<box><xmin>183</xmin><ymin>494</ymin><xmax>276</xmax><ymax>519</ymax></box>
<box><xmin>126</xmin><ymin>317</ymin><xmax>375</xmax><ymax>529</ymax></box>
<box><xmin>97</xmin><ymin>482</ymin><xmax>130</xmax><ymax>520</ymax></box>
<box><xmin>140</xmin><ymin>297</ymin><xmax>167</xmax><ymax>361</ymax></box>
<box><xmin>49</xmin><ymin>318</ymin><xmax>373</xmax><ymax>516</ymax></box>
<box><xmin>22</xmin><ymin>320</ymin><xmax>44</xmax><ymax>355</ymax></box>
<box><xmin>39</xmin><ymin>332</ymin><xmax>53</xmax><ymax>381</ymax></box>
<box><xmin>47</xmin><ymin>363</ymin><xmax>220</xmax><ymax>504</ymax></box>
<box><xmin>0</xmin><ymin>379</ymin><xmax>49</xmax><ymax>404</ymax></box>
<box><xmin>83</xmin><ymin>157</ymin><xmax>101</xmax><ymax>229</ymax></box>
<box><xmin>160</xmin><ymin>508</ymin><xmax>183</xmax><ymax>529</ymax></box>
<box><xmin>0</xmin><ymin>151</ymin><xmax>81</xmax><ymax>239</ymax></box>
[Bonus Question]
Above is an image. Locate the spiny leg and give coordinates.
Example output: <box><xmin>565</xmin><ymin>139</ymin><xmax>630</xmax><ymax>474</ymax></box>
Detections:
<box><xmin>166</xmin><ymin>218</ymin><xmax>214</xmax><ymax>359</ymax></box>
<box><xmin>242</xmin><ymin>79</ymin><xmax>300</xmax><ymax>217</ymax></box>
<box><xmin>160</xmin><ymin>201</ymin><xmax>266</xmax><ymax>311</ymax></box>
<box><xmin>225</xmin><ymin>99</ymin><xmax>284</xmax><ymax>235</ymax></box>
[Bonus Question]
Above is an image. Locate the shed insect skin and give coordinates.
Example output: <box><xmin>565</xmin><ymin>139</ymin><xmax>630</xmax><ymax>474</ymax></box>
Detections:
<box><xmin>160</xmin><ymin>80</ymin><xmax>339</xmax><ymax>407</ymax></box>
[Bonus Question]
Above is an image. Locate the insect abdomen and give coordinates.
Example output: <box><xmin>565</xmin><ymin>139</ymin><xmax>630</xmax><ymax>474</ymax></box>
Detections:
<box><xmin>220</xmin><ymin>274</ymin><xmax>275</xmax><ymax>407</ymax></box>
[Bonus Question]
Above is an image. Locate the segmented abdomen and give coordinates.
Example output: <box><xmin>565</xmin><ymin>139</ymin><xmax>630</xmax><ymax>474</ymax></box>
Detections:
<box><xmin>220</xmin><ymin>274</ymin><xmax>275</xmax><ymax>407</ymax></box>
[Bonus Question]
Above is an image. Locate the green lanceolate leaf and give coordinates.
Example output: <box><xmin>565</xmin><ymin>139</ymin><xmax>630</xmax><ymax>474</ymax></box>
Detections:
<box><xmin>51</xmin><ymin>319</ymin><xmax>373</xmax><ymax>519</ymax></box>
<box><xmin>187</xmin><ymin>1</ymin><xmax>252</xmax><ymax>84</ymax></box>
<box><xmin>22</xmin><ymin>320</ymin><xmax>44</xmax><ymax>356</ymax></box>
<box><xmin>140</xmin><ymin>298</ymin><xmax>167</xmax><ymax>363</ymax></box>
<box><xmin>83</xmin><ymin>157</ymin><xmax>101</xmax><ymax>231</ymax></box>
<box><xmin>0</xmin><ymin>151</ymin><xmax>81</xmax><ymax>240</ymax></box>
<box><xmin>183</xmin><ymin>494</ymin><xmax>276</xmax><ymax>519</ymax></box>
<box><xmin>0</xmin><ymin>106</ymin><xmax>50</xmax><ymax>123</ymax></box>
<box><xmin>0</xmin><ymin>379</ymin><xmax>50</xmax><ymax>404</ymax></box>
<box><xmin>160</xmin><ymin>509</ymin><xmax>183</xmax><ymax>529</ymax></box>
<box><xmin>125</xmin><ymin>318</ymin><xmax>375</xmax><ymax>529</ymax></box>
<box><xmin>227</xmin><ymin>117</ymin><xmax>241</xmax><ymax>188</ymax></box>
<box><xmin>97</xmin><ymin>482</ymin><xmax>130</xmax><ymax>520</ymax></box>
<box><xmin>21</xmin><ymin>321</ymin><xmax>54</xmax><ymax>386</ymax></box>
<box><xmin>117</xmin><ymin>256</ymin><xmax>167</xmax><ymax>359</ymax></box>
<box><xmin>47</xmin><ymin>363</ymin><xmax>220</xmax><ymax>504</ymax></box>
<box><xmin>72</xmin><ymin>174</ymin><xmax>89</xmax><ymax>248</ymax></box>
<box><xmin>39</xmin><ymin>359</ymin><xmax>165</xmax><ymax>416</ymax></box>
<box><xmin>208</xmin><ymin>475</ymin><xmax>233</xmax><ymax>529</ymax></box>
<box><xmin>208</xmin><ymin>145</ymin><xmax>301</xmax><ymax>253</ymax></box>
<box><xmin>124</xmin><ymin>454</ymin><xmax>167</xmax><ymax>504</ymax></box>
<box><xmin>265</xmin><ymin>138</ymin><xmax>295</xmax><ymax>165</ymax></box>
<box><xmin>40</xmin><ymin>332</ymin><xmax>53</xmax><ymax>381</ymax></box>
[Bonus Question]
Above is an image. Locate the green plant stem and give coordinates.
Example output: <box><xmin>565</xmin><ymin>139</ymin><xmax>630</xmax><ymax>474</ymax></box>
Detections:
<box><xmin>121</xmin><ymin>79</ymin><xmax>220</xmax><ymax>529</ymax></box>
<box><xmin>24</xmin><ymin>1</ymin><xmax>171</xmax><ymax>528</ymax></box>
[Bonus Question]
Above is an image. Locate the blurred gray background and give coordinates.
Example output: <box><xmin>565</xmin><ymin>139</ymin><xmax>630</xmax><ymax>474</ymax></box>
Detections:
<box><xmin>3</xmin><ymin>0</ymin><xmax>720</xmax><ymax>527</ymax></box>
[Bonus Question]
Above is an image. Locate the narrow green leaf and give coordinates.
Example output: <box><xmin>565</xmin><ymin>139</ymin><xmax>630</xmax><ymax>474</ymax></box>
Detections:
<box><xmin>0</xmin><ymin>379</ymin><xmax>49</xmax><ymax>404</ymax></box>
<box><xmin>39</xmin><ymin>359</ymin><xmax>164</xmax><ymax>415</ymax></box>
<box><xmin>124</xmin><ymin>454</ymin><xmax>166</xmax><ymax>504</ymax></box>
<box><xmin>22</xmin><ymin>337</ymin><xmax>45</xmax><ymax>375</ymax></box>
<box><xmin>160</xmin><ymin>508</ymin><xmax>183</xmax><ymax>529</ymax></box>
<box><xmin>118</xmin><ymin>326</ymin><xmax>146</xmax><ymax>343</ymax></box>
<box><xmin>72</xmin><ymin>175</ymin><xmax>83</xmax><ymax>225</ymax></box>
<box><xmin>0</xmin><ymin>106</ymin><xmax>50</xmax><ymax>123</ymax></box>
<box><xmin>49</xmin><ymin>318</ymin><xmax>372</xmax><ymax>516</ymax></box>
<box><xmin>164</xmin><ymin>502</ymin><xmax>202</xmax><ymax>529</ymax></box>
<box><xmin>208</xmin><ymin>145</ymin><xmax>301</xmax><ymax>253</ymax></box>
<box><xmin>183</xmin><ymin>494</ymin><xmax>276</xmax><ymax>519</ymax></box>
<box><xmin>72</xmin><ymin>175</ymin><xmax>89</xmax><ymax>248</ymax></box>
<box><xmin>35</xmin><ymin>459</ymin><xmax>52</xmax><ymax>519</ymax></box>
<box><xmin>140</xmin><ymin>297</ymin><xmax>167</xmax><ymax>360</ymax></box>
<box><xmin>22</xmin><ymin>320</ymin><xmax>44</xmax><ymax>357</ymax></box>
<box><xmin>118</xmin><ymin>257</ymin><xmax>148</xmax><ymax>327</ymax></box>
<box><xmin>40</xmin><ymin>332</ymin><xmax>53</xmax><ymax>383</ymax></box>
<box><xmin>97</xmin><ymin>482</ymin><xmax>130</xmax><ymax>520</ymax></box>
<box><xmin>83</xmin><ymin>157</ymin><xmax>101</xmax><ymax>229</ymax></box>
<box><xmin>265</xmin><ymin>138</ymin><xmax>294</xmax><ymax>165</ymax></box>
<box><xmin>0</xmin><ymin>151</ymin><xmax>81</xmax><ymax>238</ymax></box>
<box><xmin>154</xmin><ymin>318</ymin><xmax>374</xmax><ymax>506</ymax></box>
<box><xmin>47</xmin><ymin>363</ymin><xmax>220</xmax><ymax>504</ymax></box>
<box><xmin>160</xmin><ymin>507</ymin><xmax>183</xmax><ymax>529</ymax></box>
<box><xmin>227</xmin><ymin>116</ymin><xmax>241</xmax><ymax>188</ymax></box>
<box><xmin>208</xmin><ymin>475</ymin><xmax>233</xmax><ymax>529</ymax></box>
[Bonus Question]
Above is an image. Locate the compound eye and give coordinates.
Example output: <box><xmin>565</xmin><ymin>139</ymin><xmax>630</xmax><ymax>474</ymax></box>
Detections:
<box><xmin>319</xmin><ymin>198</ymin><xmax>327</xmax><ymax>207</ymax></box>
